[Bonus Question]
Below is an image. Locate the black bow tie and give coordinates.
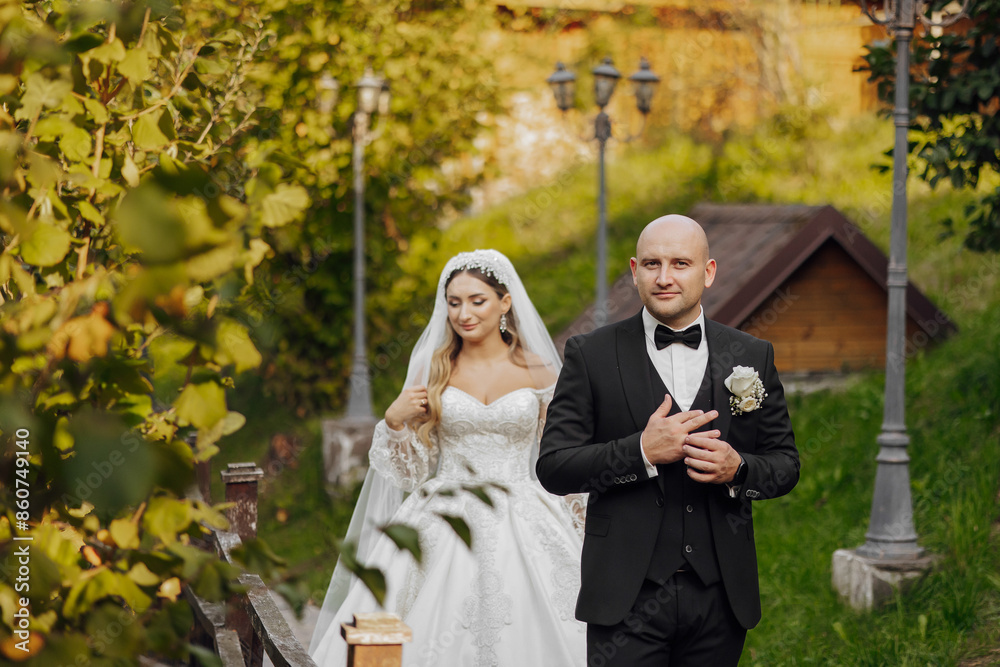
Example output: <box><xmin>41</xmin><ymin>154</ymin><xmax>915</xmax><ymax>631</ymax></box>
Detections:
<box><xmin>654</xmin><ymin>323</ymin><xmax>702</xmax><ymax>350</ymax></box>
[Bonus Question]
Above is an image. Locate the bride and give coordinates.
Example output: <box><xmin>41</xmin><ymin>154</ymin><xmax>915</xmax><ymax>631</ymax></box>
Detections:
<box><xmin>309</xmin><ymin>249</ymin><xmax>586</xmax><ymax>666</ymax></box>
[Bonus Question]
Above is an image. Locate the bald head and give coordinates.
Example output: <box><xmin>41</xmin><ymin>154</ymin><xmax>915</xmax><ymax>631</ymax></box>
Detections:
<box><xmin>636</xmin><ymin>215</ymin><xmax>710</xmax><ymax>263</ymax></box>
<box><xmin>630</xmin><ymin>214</ymin><xmax>716</xmax><ymax>328</ymax></box>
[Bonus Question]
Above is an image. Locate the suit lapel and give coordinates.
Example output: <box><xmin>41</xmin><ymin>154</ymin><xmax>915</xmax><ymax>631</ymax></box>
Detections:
<box><xmin>616</xmin><ymin>314</ymin><xmax>736</xmax><ymax>439</ymax></box>
<box><xmin>706</xmin><ymin>319</ymin><xmax>734</xmax><ymax>442</ymax></box>
<box><xmin>616</xmin><ymin>311</ymin><xmax>657</xmax><ymax>432</ymax></box>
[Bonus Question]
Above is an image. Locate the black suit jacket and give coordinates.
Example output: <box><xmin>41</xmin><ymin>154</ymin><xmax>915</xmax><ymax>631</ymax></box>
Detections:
<box><xmin>536</xmin><ymin>312</ymin><xmax>799</xmax><ymax>629</ymax></box>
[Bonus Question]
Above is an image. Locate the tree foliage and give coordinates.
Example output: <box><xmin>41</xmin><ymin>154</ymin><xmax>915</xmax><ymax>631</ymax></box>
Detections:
<box><xmin>0</xmin><ymin>0</ymin><xmax>503</xmax><ymax>659</ymax></box>
<box><xmin>0</xmin><ymin>0</ymin><xmax>309</xmax><ymax>661</ymax></box>
<box><xmin>228</xmin><ymin>0</ymin><xmax>503</xmax><ymax>414</ymax></box>
<box><xmin>863</xmin><ymin>0</ymin><xmax>1000</xmax><ymax>252</ymax></box>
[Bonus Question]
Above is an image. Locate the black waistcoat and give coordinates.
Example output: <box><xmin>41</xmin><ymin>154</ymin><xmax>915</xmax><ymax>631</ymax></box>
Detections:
<box><xmin>644</xmin><ymin>355</ymin><xmax>722</xmax><ymax>586</ymax></box>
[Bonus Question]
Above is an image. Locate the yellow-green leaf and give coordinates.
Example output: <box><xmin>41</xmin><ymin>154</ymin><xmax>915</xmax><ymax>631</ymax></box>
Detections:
<box><xmin>65</xmin><ymin>567</ymin><xmax>152</xmax><ymax>617</ymax></box>
<box><xmin>143</xmin><ymin>496</ymin><xmax>193</xmax><ymax>545</ymax></box>
<box><xmin>192</xmin><ymin>501</ymin><xmax>229</xmax><ymax>531</ymax></box>
<box><xmin>192</xmin><ymin>441</ymin><xmax>220</xmax><ymax>462</ymax></box>
<box><xmin>109</xmin><ymin>518</ymin><xmax>140</xmax><ymax>550</ymax></box>
<box><xmin>25</xmin><ymin>153</ymin><xmax>62</xmax><ymax>191</ymax></box>
<box><xmin>174</xmin><ymin>382</ymin><xmax>227</xmax><ymax>429</ymax></box>
<box><xmin>114</xmin><ymin>185</ymin><xmax>186</xmax><ymax>263</ymax></box>
<box><xmin>10</xmin><ymin>261</ymin><xmax>36</xmax><ymax>296</ymax></box>
<box><xmin>76</xmin><ymin>200</ymin><xmax>105</xmax><ymax>226</ymax></box>
<box><xmin>121</xmin><ymin>152</ymin><xmax>140</xmax><ymax>188</ymax></box>
<box><xmin>33</xmin><ymin>116</ymin><xmax>74</xmax><ymax>141</ymax></box>
<box><xmin>16</xmin><ymin>73</ymin><xmax>72</xmax><ymax>121</ymax></box>
<box><xmin>111</xmin><ymin>570</ymin><xmax>152</xmax><ymax>613</ymax></box>
<box><xmin>185</xmin><ymin>242</ymin><xmax>240</xmax><ymax>282</ymax></box>
<box><xmin>220</xmin><ymin>411</ymin><xmax>246</xmax><ymax>436</ymax></box>
<box><xmin>61</xmin><ymin>125</ymin><xmax>92</xmax><ymax>162</ymax></box>
<box><xmin>53</xmin><ymin>417</ymin><xmax>73</xmax><ymax>452</ymax></box>
<box><xmin>158</xmin><ymin>577</ymin><xmax>181</xmax><ymax>601</ymax></box>
<box><xmin>38</xmin><ymin>391</ymin><xmax>78</xmax><ymax>412</ymax></box>
<box><xmin>62</xmin><ymin>569</ymin><xmax>102</xmax><ymax>618</ymax></box>
<box><xmin>131</xmin><ymin>110</ymin><xmax>172</xmax><ymax>150</ymax></box>
<box><xmin>118</xmin><ymin>48</ymin><xmax>151</xmax><ymax>85</ymax></box>
<box><xmin>214</xmin><ymin>320</ymin><xmax>261</xmax><ymax>373</ymax></box>
<box><xmin>81</xmin><ymin>97</ymin><xmax>109</xmax><ymax>125</ymax></box>
<box><xmin>21</xmin><ymin>224</ymin><xmax>72</xmax><ymax>267</ymax></box>
<box><xmin>259</xmin><ymin>184</ymin><xmax>310</xmax><ymax>228</ymax></box>
<box><xmin>0</xmin><ymin>74</ymin><xmax>16</xmax><ymax>95</ymax></box>
<box><xmin>87</xmin><ymin>38</ymin><xmax>126</xmax><ymax>65</ymax></box>
<box><xmin>243</xmin><ymin>238</ymin><xmax>272</xmax><ymax>284</ymax></box>
<box><xmin>0</xmin><ymin>131</ymin><xmax>21</xmax><ymax>181</ymax></box>
<box><xmin>126</xmin><ymin>563</ymin><xmax>160</xmax><ymax>587</ymax></box>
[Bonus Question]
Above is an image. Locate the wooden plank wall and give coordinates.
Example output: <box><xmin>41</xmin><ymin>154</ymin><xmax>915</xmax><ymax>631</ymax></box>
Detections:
<box><xmin>739</xmin><ymin>240</ymin><xmax>921</xmax><ymax>373</ymax></box>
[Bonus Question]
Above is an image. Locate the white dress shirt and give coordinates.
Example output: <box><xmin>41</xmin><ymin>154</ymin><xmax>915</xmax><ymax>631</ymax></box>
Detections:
<box><xmin>639</xmin><ymin>306</ymin><xmax>709</xmax><ymax>478</ymax></box>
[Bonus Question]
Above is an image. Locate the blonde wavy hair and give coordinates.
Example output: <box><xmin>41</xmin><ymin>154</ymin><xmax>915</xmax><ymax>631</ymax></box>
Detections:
<box><xmin>414</xmin><ymin>267</ymin><xmax>526</xmax><ymax>446</ymax></box>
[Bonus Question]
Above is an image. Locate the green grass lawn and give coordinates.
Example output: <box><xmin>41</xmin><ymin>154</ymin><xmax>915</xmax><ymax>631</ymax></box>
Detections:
<box><xmin>220</xmin><ymin>109</ymin><xmax>1000</xmax><ymax>663</ymax></box>
<box><xmin>746</xmin><ymin>303</ymin><xmax>1000</xmax><ymax>665</ymax></box>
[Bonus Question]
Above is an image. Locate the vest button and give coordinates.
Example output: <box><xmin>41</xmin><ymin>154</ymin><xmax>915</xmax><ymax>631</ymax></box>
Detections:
<box><xmin>686</xmin><ymin>504</ymin><xmax>694</xmax><ymax>513</ymax></box>
<box><xmin>655</xmin><ymin>497</ymin><xmax>664</xmax><ymax>507</ymax></box>
<box><xmin>684</xmin><ymin>545</ymin><xmax>693</xmax><ymax>553</ymax></box>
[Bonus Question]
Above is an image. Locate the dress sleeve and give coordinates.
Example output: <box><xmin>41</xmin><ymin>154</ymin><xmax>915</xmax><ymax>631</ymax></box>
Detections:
<box><xmin>368</xmin><ymin>420</ymin><xmax>439</xmax><ymax>492</ymax></box>
<box><xmin>537</xmin><ymin>386</ymin><xmax>587</xmax><ymax>539</ymax></box>
<box><xmin>536</xmin><ymin>384</ymin><xmax>555</xmax><ymax>435</ymax></box>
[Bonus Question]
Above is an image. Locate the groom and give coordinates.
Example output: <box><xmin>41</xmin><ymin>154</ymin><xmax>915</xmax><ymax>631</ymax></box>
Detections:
<box><xmin>537</xmin><ymin>214</ymin><xmax>799</xmax><ymax>665</ymax></box>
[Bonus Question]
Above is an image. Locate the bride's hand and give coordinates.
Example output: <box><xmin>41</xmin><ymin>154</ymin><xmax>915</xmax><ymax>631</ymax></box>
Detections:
<box><xmin>385</xmin><ymin>385</ymin><xmax>429</xmax><ymax>430</ymax></box>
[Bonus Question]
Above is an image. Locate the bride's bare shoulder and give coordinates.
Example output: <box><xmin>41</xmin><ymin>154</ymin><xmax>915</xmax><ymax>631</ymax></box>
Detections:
<box><xmin>521</xmin><ymin>351</ymin><xmax>559</xmax><ymax>389</ymax></box>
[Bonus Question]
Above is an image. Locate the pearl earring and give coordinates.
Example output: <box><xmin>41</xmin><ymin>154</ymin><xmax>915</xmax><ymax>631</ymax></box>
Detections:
<box><xmin>500</xmin><ymin>313</ymin><xmax>508</xmax><ymax>334</ymax></box>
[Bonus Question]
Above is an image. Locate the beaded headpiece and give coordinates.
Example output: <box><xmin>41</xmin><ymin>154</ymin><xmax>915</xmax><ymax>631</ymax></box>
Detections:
<box><xmin>439</xmin><ymin>249</ymin><xmax>515</xmax><ymax>292</ymax></box>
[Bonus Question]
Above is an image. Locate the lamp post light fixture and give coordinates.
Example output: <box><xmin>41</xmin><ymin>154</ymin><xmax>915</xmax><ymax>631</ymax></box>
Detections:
<box><xmin>317</xmin><ymin>73</ymin><xmax>340</xmax><ymax>115</ymax></box>
<box><xmin>547</xmin><ymin>56</ymin><xmax>659</xmax><ymax>328</ymax></box>
<box><xmin>851</xmin><ymin>0</ymin><xmax>971</xmax><ymax>562</ymax></box>
<box><xmin>629</xmin><ymin>57</ymin><xmax>660</xmax><ymax>115</ymax></box>
<box><xmin>346</xmin><ymin>67</ymin><xmax>390</xmax><ymax>420</ymax></box>
<box><xmin>546</xmin><ymin>62</ymin><xmax>576</xmax><ymax>112</ymax></box>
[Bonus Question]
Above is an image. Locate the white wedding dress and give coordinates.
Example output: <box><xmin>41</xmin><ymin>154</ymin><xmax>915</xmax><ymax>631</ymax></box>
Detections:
<box><xmin>310</xmin><ymin>385</ymin><xmax>587</xmax><ymax>667</ymax></box>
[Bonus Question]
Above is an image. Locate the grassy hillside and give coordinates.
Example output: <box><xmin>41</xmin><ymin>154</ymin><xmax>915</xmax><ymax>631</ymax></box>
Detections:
<box><xmin>219</xmin><ymin>110</ymin><xmax>1000</xmax><ymax>662</ymax></box>
<box><xmin>748</xmin><ymin>303</ymin><xmax>1000</xmax><ymax>665</ymax></box>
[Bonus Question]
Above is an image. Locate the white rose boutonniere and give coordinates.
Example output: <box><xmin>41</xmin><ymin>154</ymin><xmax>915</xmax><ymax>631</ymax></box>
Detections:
<box><xmin>725</xmin><ymin>366</ymin><xmax>767</xmax><ymax>416</ymax></box>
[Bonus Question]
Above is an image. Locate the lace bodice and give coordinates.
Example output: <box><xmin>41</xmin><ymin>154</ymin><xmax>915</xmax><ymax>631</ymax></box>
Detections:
<box><xmin>369</xmin><ymin>385</ymin><xmax>549</xmax><ymax>490</ymax></box>
<box><xmin>436</xmin><ymin>386</ymin><xmax>543</xmax><ymax>483</ymax></box>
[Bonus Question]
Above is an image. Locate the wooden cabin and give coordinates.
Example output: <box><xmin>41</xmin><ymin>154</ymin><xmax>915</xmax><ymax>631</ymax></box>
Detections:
<box><xmin>555</xmin><ymin>204</ymin><xmax>957</xmax><ymax>375</ymax></box>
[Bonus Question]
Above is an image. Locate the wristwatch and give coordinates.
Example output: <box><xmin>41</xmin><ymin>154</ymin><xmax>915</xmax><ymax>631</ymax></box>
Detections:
<box><xmin>732</xmin><ymin>456</ymin><xmax>748</xmax><ymax>486</ymax></box>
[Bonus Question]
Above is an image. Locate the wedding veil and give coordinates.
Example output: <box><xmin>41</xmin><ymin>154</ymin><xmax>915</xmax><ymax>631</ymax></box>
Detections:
<box><xmin>309</xmin><ymin>249</ymin><xmax>563</xmax><ymax>654</ymax></box>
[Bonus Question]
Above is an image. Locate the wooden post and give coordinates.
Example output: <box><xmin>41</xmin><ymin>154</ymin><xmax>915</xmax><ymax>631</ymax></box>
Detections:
<box><xmin>342</xmin><ymin>613</ymin><xmax>412</xmax><ymax>667</ymax></box>
<box><xmin>221</xmin><ymin>462</ymin><xmax>264</xmax><ymax>541</ymax></box>
<box><xmin>220</xmin><ymin>462</ymin><xmax>265</xmax><ymax>666</ymax></box>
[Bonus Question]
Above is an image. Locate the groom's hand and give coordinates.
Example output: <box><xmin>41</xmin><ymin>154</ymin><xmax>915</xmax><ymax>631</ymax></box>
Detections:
<box><xmin>641</xmin><ymin>394</ymin><xmax>719</xmax><ymax>466</ymax></box>
<box><xmin>682</xmin><ymin>434</ymin><xmax>742</xmax><ymax>484</ymax></box>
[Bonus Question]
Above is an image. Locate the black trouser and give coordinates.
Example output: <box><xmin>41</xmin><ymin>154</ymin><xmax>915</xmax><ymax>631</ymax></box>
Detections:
<box><xmin>586</xmin><ymin>572</ymin><xmax>746</xmax><ymax>666</ymax></box>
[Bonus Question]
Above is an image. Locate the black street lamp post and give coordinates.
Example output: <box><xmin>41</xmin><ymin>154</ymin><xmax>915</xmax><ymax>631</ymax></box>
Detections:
<box><xmin>346</xmin><ymin>68</ymin><xmax>390</xmax><ymax>420</ymax></box>
<box><xmin>547</xmin><ymin>56</ymin><xmax>659</xmax><ymax>328</ymax></box>
<box><xmin>855</xmin><ymin>0</ymin><xmax>971</xmax><ymax>562</ymax></box>
<box><xmin>832</xmin><ymin>0</ymin><xmax>972</xmax><ymax>610</ymax></box>
<box><xmin>318</xmin><ymin>68</ymin><xmax>390</xmax><ymax>489</ymax></box>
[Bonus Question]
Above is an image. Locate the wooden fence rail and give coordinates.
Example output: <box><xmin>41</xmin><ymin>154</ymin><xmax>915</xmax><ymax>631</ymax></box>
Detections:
<box><xmin>186</xmin><ymin>461</ymin><xmax>410</xmax><ymax>667</ymax></box>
